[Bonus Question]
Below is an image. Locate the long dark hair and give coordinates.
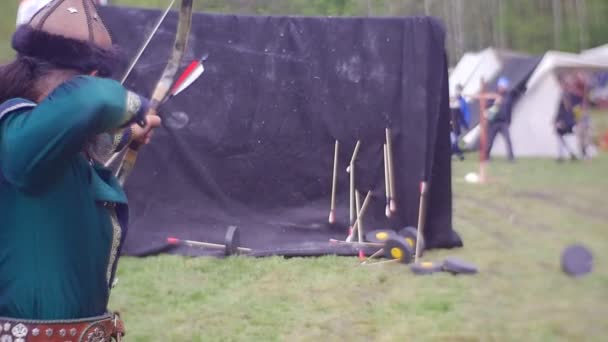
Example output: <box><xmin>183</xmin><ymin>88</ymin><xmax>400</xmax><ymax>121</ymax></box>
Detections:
<box><xmin>0</xmin><ymin>55</ymin><xmax>57</xmax><ymax>104</ymax></box>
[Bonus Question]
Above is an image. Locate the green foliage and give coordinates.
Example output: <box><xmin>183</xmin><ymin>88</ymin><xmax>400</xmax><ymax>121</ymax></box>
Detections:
<box><xmin>0</xmin><ymin>1</ymin><xmax>18</xmax><ymax>62</ymax></box>
<box><xmin>0</xmin><ymin>1</ymin><xmax>607</xmax><ymax>64</ymax></box>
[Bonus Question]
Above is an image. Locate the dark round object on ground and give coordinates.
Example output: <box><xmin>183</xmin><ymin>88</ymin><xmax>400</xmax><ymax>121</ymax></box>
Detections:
<box><xmin>410</xmin><ymin>261</ymin><xmax>444</xmax><ymax>275</ymax></box>
<box><xmin>383</xmin><ymin>237</ymin><xmax>414</xmax><ymax>264</ymax></box>
<box><xmin>365</xmin><ymin>229</ymin><xmax>398</xmax><ymax>244</ymax></box>
<box><xmin>398</xmin><ymin>226</ymin><xmax>425</xmax><ymax>255</ymax></box>
<box><xmin>561</xmin><ymin>244</ymin><xmax>593</xmax><ymax>277</ymax></box>
<box><xmin>225</xmin><ymin>226</ymin><xmax>240</xmax><ymax>256</ymax></box>
<box><xmin>443</xmin><ymin>257</ymin><xmax>478</xmax><ymax>275</ymax></box>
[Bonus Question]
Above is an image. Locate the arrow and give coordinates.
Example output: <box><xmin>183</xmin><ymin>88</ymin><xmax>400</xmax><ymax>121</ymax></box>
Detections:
<box><xmin>168</xmin><ymin>53</ymin><xmax>208</xmax><ymax>99</ymax></box>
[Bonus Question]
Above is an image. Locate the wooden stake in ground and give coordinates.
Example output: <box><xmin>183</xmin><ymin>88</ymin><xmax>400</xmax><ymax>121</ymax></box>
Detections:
<box><xmin>328</xmin><ymin>140</ymin><xmax>339</xmax><ymax>224</ymax></box>
<box><xmin>347</xmin><ymin>163</ymin><xmax>355</xmax><ymax>241</ymax></box>
<box><xmin>415</xmin><ymin>181</ymin><xmax>429</xmax><ymax>263</ymax></box>
<box><xmin>383</xmin><ymin>144</ymin><xmax>391</xmax><ymax>218</ymax></box>
<box><xmin>346</xmin><ymin>141</ymin><xmax>361</xmax><ymax>242</ymax></box>
<box><xmin>385</xmin><ymin>128</ymin><xmax>397</xmax><ymax>213</ymax></box>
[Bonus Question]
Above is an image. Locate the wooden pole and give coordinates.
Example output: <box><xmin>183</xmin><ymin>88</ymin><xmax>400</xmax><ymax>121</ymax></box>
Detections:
<box><xmin>383</xmin><ymin>144</ymin><xmax>391</xmax><ymax>218</ymax></box>
<box><xmin>346</xmin><ymin>141</ymin><xmax>361</xmax><ymax>242</ymax></box>
<box><xmin>385</xmin><ymin>128</ymin><xmax>397</xmax><ymax>212</ymax></box>
<box><xmin>414</xmin><ymin>181</ymin><xmax>429</xmax><ymax>263</ymax></box>
<box><xmin>347</xmin><ymin>162</ymin><xmax>355</xmax><ymax>241</ymax></box>
<box><xmin>355</xmin><ymin>190</ymin><xmax>365</xmax><ymax>260</ymax></box>
<box><xmin>328</xmin><ymin>140</ymin><xmax>339</xmax><ymax>224</ymax></box>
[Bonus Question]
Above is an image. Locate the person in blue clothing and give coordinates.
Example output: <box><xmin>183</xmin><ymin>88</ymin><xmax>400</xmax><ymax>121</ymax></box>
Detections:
<box><xmin>450</xmin><ymin>84</ymin><xmax>470</xmax><ymax>160</ymax></box>
<box><xmin>484</xmin><ymin>76</ymin><xmax>515</xmax><ymax>161</ymax></box>
<box><xmin>455</xmin><ymin>84</ymin><xmax>471</xmax><ymax>129</ymax></box>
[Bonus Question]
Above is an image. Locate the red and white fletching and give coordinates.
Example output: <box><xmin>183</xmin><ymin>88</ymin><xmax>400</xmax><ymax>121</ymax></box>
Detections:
<box><xmin>170</xmin><ymin>57</ymin><xmax>206</xmax><ymax>97</ymax></box>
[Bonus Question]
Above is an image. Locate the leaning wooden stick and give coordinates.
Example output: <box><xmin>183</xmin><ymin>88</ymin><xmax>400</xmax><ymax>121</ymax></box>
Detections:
<box><xmin>346</xmin><ymin>140</ymin><xmax>361</xmax><ymax>172</ymax></box>
<box><xmin>329</xmin><ymin>140</ymin><xmax>339</xmax><ymax>224</ymax></box>
<box><xmin>385</xmin><ymin>128</ymin><xmax>397</xmax><ymax>213</ymax></box>
<box><xmin>347</xmin><ymin>190</ymin><xmax>373</xmax><ymax>241</ymax></box>
<box><xmin>355</xmin><ymin>190</ymin><xmax>365</xmax><ymax>260</ymax></box>
<box><xmin>415</xmin><ymin>181</ymin><xmax>429</xmax><ymax>263</ymax></box>
<box><xmin>383</xmin><ymin>144</ymin><xmax>391</xmax><ymax>218</ymax></box>
<box><xmin>360</xmin><ymin>248</ymin><xmax>384</xmax><ymax>265</ymax></box>
<box><xmin>361</xmin><ymin>259</ymin><xmax>399</xmax><ymax>266</ymax></box>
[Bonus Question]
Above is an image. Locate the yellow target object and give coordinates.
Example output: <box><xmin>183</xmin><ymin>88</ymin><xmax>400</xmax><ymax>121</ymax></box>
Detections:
<box><xmin>377</xmin><ymin>232</ymin><xmax>389</xmax><ymax>240</ymax></box>
<box><xmin>398</xmin><ymin>226</ymin><xmax>425</xmax><ymax>256</ymax></box>
<box><xmin>390</xmin><ymin>247</ymin><xmax>403</xmax><ymax>260</ymax></box>
<box><xmin>383</xmin><ymin>237</ymin><xmax>414</xmax><ymax>264</ymax></box>
<box><xmin>365</xmin><ymin>229</ymin><xmax>397</xmax><ymax>244</ymax></box>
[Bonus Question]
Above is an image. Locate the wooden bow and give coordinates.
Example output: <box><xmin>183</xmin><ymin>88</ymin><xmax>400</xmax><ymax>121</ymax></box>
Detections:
<box><xmin>115</xmin><ymin>0</ymin><xmax>194</xmax><ymax>186</ymax></box>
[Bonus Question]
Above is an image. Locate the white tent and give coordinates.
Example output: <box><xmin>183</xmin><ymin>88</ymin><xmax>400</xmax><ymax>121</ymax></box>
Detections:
<box><xmin>456</xmin><ymin>49</ymin><xmax>540</xmax><ymax>149</ymax></box>
<box><xmin>581</xmin><ymin>44</ymin><xmax>608</xmax><ymax>103</ymax></box>
<box><xmin>581</xmin><ymin>44</ymin><xmax>608</xmax><ymax>62</ymax></box>
<box><xmin>491</xmin><ymin>50</ymin><xmax>608</xmax><ymax>158</ymax></box>
<box><xmin>449</xmin><ymin>48</ymin><xmax>502</xmax><ymax>97</ymax></box>
<box><xmin>449</xmin><ymin>52</ymin><xmax>480</xmax><ymax>95</ymax></box>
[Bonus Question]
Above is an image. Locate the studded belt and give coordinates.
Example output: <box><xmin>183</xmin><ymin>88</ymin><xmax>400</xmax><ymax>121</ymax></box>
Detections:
<box><xmin>0</xmin><ymin>312</ymin><xmax>125</xmax><ymax>342</ymax></box>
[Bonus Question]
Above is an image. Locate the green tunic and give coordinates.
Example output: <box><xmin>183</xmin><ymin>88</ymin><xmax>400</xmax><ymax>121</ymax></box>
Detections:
<box><xmin>0</xmin><ymin>76</ymin><xmax>140</xmax><ymax>320</ymax></box>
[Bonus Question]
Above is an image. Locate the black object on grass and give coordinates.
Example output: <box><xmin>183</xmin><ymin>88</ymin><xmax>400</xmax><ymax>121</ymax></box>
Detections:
<box><xmin>443</xmin><ymin>257</ymin><xmax>478</xmax><ymax>275</ymax></box>
<box><xmin>383</xmin><ymin>237</ymin><xmax>414</xmax><ymax>264</ymax></box>
<box><xmin>398</xmin><ymin>226</ymin><xmax>425</xmax><ymax>255</ymax></box>
<box><xmin>561</xmin><ymin>244</ymin><xmax>593</xmax><ymax>277</ymax></box>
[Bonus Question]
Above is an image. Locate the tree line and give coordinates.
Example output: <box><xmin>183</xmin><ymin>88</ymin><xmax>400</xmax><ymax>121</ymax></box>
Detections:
<box><xmin>114</xmin><ymin>0</ymin><xmax>608</xmax><ymax>65</ymax></box>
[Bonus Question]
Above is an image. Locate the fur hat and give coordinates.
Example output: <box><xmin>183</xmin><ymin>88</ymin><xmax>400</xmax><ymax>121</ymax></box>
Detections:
<box><xmin>11</xmin><ymin>0</ymin><xmax>125</xmax><ymax>77</ymax></box>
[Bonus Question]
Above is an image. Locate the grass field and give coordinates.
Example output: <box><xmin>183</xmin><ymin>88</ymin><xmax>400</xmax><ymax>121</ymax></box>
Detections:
<box><xmin>109</xmin><ymin>154</ymin><xmax>608</xmax><ymax>341</ymax></box>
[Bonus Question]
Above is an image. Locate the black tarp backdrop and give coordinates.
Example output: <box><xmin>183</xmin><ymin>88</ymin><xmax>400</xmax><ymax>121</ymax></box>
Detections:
<box><xmin>99</xmin><ymin>6</ymin><xmax>463</xmax><ymax>257</ymax></box>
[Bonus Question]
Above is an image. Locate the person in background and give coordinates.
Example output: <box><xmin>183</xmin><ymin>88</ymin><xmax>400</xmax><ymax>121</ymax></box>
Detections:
<box><xmin>1</xmin><ymin>0</ymin><xmax>159</xmax><ymax>339</ymax></box>
<box><xmin>572</xmin><ymin>74</ymin><xmax>593</xmax><ymax>160</ymax></box>
<box><xmin>455</xmin><ymin>83</ymin><xmax>471</xmax><ymax>129</ymax></box>
<box><xmin>449</xmin><ymin>84</ymin><xmax>470</xmax><ymax>160</ymax></box>
<box><xmin>484</xmin><ymin>76</ymin><xmax>515</xmax><ymax>161</ymax></box>
<box><xmin>555</xmin><ymin>74</ymin><xmax>581</xmax><ymax>162</ymax></box>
